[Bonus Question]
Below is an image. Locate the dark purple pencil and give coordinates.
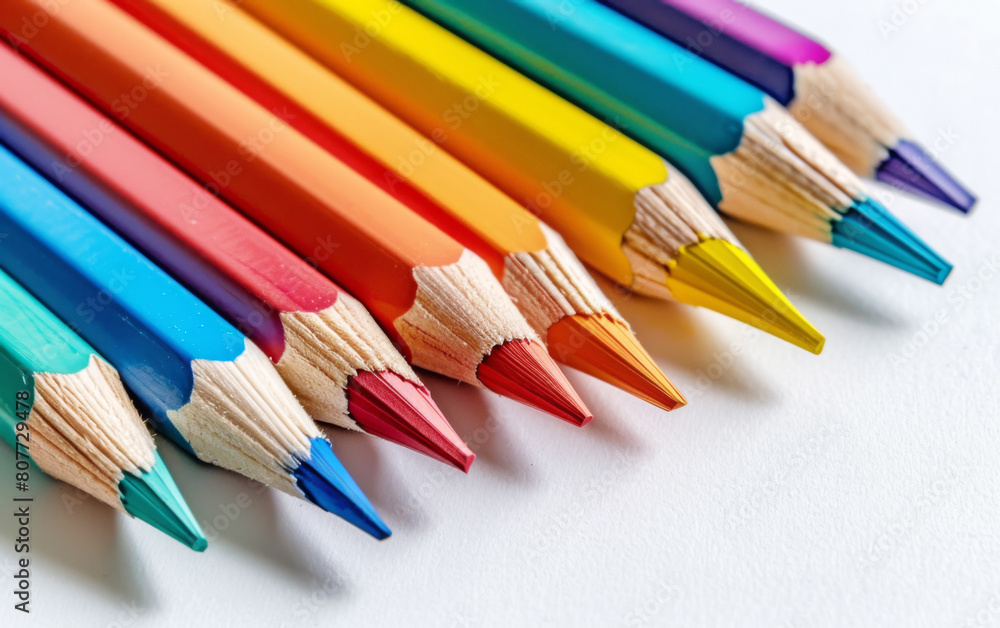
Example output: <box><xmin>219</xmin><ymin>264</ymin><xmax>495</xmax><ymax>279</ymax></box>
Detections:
<box><xmin>599</xmin><ymin>0</ymin><xmax>976</xmax><ymax>213</ymax></box>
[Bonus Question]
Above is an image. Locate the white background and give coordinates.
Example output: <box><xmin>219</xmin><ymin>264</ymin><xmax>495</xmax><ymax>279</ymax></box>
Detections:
<box><xmin>2</xmin><ymin>0</ymin><xmax>999</xmax><ymax>626</ymax></box>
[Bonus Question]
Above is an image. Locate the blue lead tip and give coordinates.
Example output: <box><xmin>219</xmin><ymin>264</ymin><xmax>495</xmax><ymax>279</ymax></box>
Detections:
<box><xmin>831</xmin><ymin>199</ymin><xmax>953</xmax><ymax>285</ymax></box>
<box><xmin>293</xmin><ymin>438</ymin><xmax>391</xmax><ymax>540</ymax></box>
<box><xmin>876</xmin><ymin>140</ymin><xmax>977</xmax><ymax>213</ymax></box>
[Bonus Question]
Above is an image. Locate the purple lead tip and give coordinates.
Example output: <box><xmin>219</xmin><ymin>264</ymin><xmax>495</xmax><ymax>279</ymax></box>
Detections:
<box><xmin>876</xmin><ymin>140</ymin><xmax>977</xmax><ymax>213</ymax></box>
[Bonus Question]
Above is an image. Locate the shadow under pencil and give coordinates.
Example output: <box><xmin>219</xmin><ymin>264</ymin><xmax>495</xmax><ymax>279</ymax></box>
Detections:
<box><xmin>729</xmin><ymin>222</ymin><xmax>907</xmax><ymax>329</ymax></box>
<box><xmin>153</xmin><ymin>439</ymin><xmax>348</xmax><ymax>591</ymax></box>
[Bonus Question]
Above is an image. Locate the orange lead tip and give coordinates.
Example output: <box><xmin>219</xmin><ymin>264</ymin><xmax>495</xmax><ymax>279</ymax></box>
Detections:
<box><xmin>477</xmin><ymin>339</ymin><xmax>594</xmax><ymax>426</ymax></box>
<box><xmin>348</xmin><ymin>370</ymin><xmax>475</xmax><ymax>472</ymax></box>
<box><xmin>547</xmin><ymin>313</ymin><xmax>686</xmax><ymax>412</ymax></box>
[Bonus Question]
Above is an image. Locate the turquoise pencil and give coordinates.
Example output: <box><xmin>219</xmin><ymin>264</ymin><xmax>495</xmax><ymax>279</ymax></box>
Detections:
<box><xmin>0</xmin><ymin>268</ymin><xmax>205</xmax><ymax>550</ymax></box>
<box><xmin>0</xmin><ymin>143</ymin><xmax>390</xmax><ymax>540</ymax></box>
<box><xmin>402</xmin><ymin>0</ymin><xmax>952</xmax><ymax>284</ymax></box>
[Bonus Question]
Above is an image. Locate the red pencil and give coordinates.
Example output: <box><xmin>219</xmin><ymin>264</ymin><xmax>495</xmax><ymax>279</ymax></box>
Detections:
<box><xmin>0</xmin><ymin>43</ymin><xmax>475</xmax><ymax>470</ymax></box>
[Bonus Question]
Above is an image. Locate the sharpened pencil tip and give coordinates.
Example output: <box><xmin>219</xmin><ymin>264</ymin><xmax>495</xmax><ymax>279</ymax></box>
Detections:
<box><xmin>876</xmin><ymin>140</ymin><xmax>976</xmax><ymax>213</ymax></box>
<box><xmin>832</xmin><ymin>199</ymin><xmax>953</xmax><ymax>285</ymax></box>
<box><xmin>547</xmin><ymin>313</ymin><xmax>685</xmax><ymax>411</ymax></box>
<box><xmin>666</xmin><ymin>239</ymin><xmax>825</xmax><ymax>354</ymax></box>
<box><xmin>348</xmin><ymin>370</ymin><xmax>474</xmax><ymax>472</ymax></box>
<box><xmin>118</xmin><ymin>451</ymin><xmax>207</xmax><ymax>551</ymax></box>
<box><xmin>478</xmin><ymin>339</ymin><xmax>594</xmax><ymax>426</ymax></box>
<box><xmin>294</xmin><ymin>438</ymin><xmax>391</xmax><ymax>540</ymax></box>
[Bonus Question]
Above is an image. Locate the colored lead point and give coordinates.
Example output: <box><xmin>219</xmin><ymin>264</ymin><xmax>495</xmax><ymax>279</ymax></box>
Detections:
<box><xmin>548</xmin><ymin>313</ymin><xmax>686</xmax><ymax>411</ymax></box>
<box><xmin>120</xmin><ymin>452</ymin><xmax>207</xmax><ymax>551</ymax></box>
<box><xmin>832</xmin><ymin>199</ymin><xmax>953</xmax><ymax>285</ymax></box>
<box><xmin>667</xmin><ymin>239</ymin><xmax>826</xmax><ymax>355</ymax></box>
<box><xmin>294</xmin><ymin>438</ymin><xmax>392</xmax><ymax>540</ymax></box>
<box><xmin>348</xmin><ymin>370</ymin><xmax>475</xmax><ymax>473</ymax></box>
<box><xmin>876</xmin><ymin>140</ymin><xmax>977</xmax><ymax>213</ymax></box>
<box><xmin>479</xmin><ymin>339</ymin><xmax>594</xmax><ymax>426</ymax></box>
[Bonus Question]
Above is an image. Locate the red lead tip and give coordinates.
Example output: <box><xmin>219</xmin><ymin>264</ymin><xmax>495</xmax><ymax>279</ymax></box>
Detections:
<box><xmin>477</xmin><ymin>339</ymin><xmax>594</xmax><ymax>426</ymax></box>
<box><xmin>347</xmin><ymin>370</ymin><xmax>475</xmax><ymax>472</ymax></box>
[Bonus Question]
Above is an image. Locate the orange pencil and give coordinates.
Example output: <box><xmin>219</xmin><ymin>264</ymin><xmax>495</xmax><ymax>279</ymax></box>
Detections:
<box><xmin>0</xmin><ymin>0</ymin><xmax>592</xmax><ymax>425</ymax></box>
<box><xmin>110</xmin><ymin>0</ymin><xmax>683</xmax><ymax>411</ymax></box>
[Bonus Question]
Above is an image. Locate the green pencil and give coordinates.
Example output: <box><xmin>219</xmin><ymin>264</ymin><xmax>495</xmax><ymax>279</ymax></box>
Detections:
<box><xmin>0</xmin><ymin>268</ymin><xmax>206</xmax><ymax>551</ymax></box>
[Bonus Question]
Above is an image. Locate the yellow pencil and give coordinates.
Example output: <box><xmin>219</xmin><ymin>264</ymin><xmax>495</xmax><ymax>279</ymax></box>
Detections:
<box><xmin>237</xmin><ymin>0</ymin><xmax>824</xmax><ymax>354</ymax></box>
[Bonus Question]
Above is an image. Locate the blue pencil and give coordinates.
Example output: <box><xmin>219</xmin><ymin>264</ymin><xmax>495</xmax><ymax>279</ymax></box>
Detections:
<box><xmin>0</xmin><ymin>143</ymin><xmax>389</xmax><ymax>539</ymax></box>
<box><xmin>400</xmin><ymin>0</ymin><xmax>952</xmax><ymax>284</ymax></box>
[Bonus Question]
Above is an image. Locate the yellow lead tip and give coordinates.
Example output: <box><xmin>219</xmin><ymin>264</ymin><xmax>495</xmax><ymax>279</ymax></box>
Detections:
<box><xmin>547</xmin><ymin>313</ymin><xmax>686</xmax><ymax>412</ymax></box>
<box><xmin>665</xmin><ymin>239</ymin><xmax>825</xmax><ymax>354</ymax></box>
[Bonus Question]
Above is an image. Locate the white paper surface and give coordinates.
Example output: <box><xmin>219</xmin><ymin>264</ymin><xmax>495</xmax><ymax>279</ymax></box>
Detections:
<box><xmin>1</xmin><ymin>0</ymin><xmax>998</xmax><ymax>626</ymax></box>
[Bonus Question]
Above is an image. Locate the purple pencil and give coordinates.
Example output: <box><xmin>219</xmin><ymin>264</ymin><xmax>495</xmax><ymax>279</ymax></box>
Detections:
<box><xmin>599</xmin><ymin>0</ymin><xmax>976</xmax><ymax>213</ymax></box>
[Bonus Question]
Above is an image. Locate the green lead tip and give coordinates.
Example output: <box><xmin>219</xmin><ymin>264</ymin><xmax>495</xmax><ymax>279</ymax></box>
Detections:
<box><xmin>119</xmin><ymin>451</ymin><xmax>207</xmax><ymax>551</ymax></box>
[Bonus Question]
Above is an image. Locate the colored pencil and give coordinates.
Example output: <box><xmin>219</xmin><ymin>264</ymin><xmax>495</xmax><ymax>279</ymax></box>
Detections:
<box><xmin>110</xmin><ymin>0</ymin><xmax>684</xmax><ymax>410</ymax></box>
<box><xmin>0</xmin><ymin>144</ymin><xmax>390</xmax><ymax>539</ymax></box>
<box><xmin>235</xmin><ymin>0</ymin><xmax>825</xmax><ymax>353</ymax></box>
<box><xmin>385</xmin><ymin>0</ymin><xmax>952</xmax><ymax>284</ymax></box>
<box><xmin>0</xmin><ymin>44</ymin><xmax>473</xmax><ymax>472</ymax></box>
<box><xmin>0</xmin><ymin>0</ymin><xmax>592</xmax><ymax>426</ymax></box>
<box><xmin>0</xmin><ymin>269</ymin><xmax>205</xmax><ymax>550</ymax></box>
<box><xmin>597</xmin><ymin>0</ymin><xmax>976</xmax><ymax>213</ymax></box>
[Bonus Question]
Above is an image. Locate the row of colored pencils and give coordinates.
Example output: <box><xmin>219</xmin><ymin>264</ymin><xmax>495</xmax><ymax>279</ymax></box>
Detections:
<box><xmin>0</xmin><ymin>0</ymin><xmax>973</xmax><ymax>548</ymax></box>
